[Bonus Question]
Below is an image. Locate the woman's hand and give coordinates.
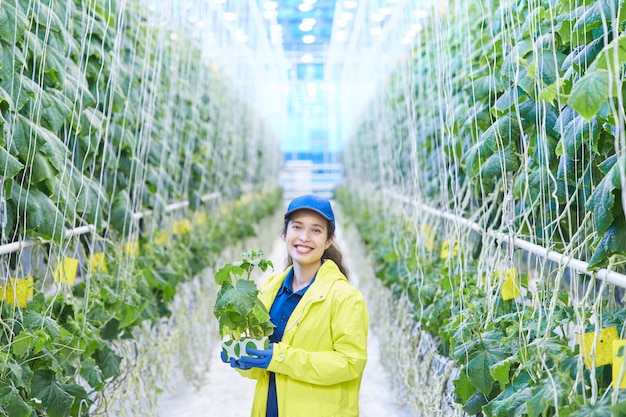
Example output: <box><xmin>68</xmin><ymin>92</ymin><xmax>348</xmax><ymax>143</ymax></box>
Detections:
<box><xmin>238</xmin><ymin>344</ymin><xmax>274</xmax><ymax>369</ymax></box>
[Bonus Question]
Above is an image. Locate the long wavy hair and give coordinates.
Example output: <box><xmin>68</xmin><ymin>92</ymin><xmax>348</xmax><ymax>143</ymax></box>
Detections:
<box><xmin>282</xmin><ymin>215</ymin><xmax>350</xmax><ymax>280</ymax></box>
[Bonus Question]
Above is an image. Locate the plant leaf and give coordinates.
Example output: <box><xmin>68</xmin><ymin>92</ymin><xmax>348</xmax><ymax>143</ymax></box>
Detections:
<box><xmin>0</xmin><ymin>2</ymin><xmax>28</xmax><ymax>44</ymax></box>
<box><xmin>467</xmin><ymin>348</ymin><xmax>505</xmax><ymax>395</ymax></box>
<box><xmin>214</xmin><ymin>279</ymin><xmax>258</xmax><ymax>318</ymax></box>
<box><xmin>95</xmin><ymin>345</ymin><xmax>122</xmax><ymax>379</ymax></box>
<box><xmin>31</xmin><ymin>370</ymin><xmax>74</xmax><ymax>417</ymax></box>
<box><xmin>592</xmin><ymin>34</ymin><xmax>626</xmax><ymax>71</ymax></box>
<box><xmin>585</xmin><ymin>155</ymin><xmax>623</xmax><ymax>235</ymax></box>
<box><xmin>568</xmin><ymin>69</ymin><xmax>610</xmax><ymax>120</ymax></box>
<box><xmin>588</xmin><ymin>216</ymin><xmax>626</xmax><ymax>269</ymax></box>
<box><xmin>568</xmin><ymin>395</ymin><xmax>614</xmax><ymax>416</ymax></box>
<box><xmin>80</xmin><ymin>358</ymin><xmax>104</xmax><ymax>390</ymax></box>
<box><xmin>0</xmin><ymin>380</ymin><xmax>32</xmax><ymax>417</ymax></box>
<box><xmin>0</xmin><ymin>146</ymin><xmax>23</xmax><ymax>178</ymax></box>
<box><xmin>453</xmin><ymin>372</ymin><xmax>475</xmax><ymax>403</ymax></box>
<box><xmin>561</xmin><ymin>114</ymin><xmax>598</xmax><ymax>158</ymax></box>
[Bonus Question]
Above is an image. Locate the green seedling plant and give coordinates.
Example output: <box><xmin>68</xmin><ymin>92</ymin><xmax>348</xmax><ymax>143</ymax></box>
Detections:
<box><xmin>213</xmin><ymin>250</ymin><xmax>275</xmax><ymax>341</ymax></box>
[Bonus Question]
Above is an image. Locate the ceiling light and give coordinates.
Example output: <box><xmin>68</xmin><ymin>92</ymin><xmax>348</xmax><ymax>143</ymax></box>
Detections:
<box><xmin>299</xmin><ymin>22</ymin><xmax>313</xmax><ymax>31</ymax></box>
<box><xmin>303</xmin><ymin>0</ymin><xmax>317</xmax><ymax>4</ymax></box>
<box><xmin>415</xmin><ymin>9</ymin><xmax>428</xmax><ymax>19</ymax></box>
<box><xmin>336</xmin><ymin>19</ymin><xmax>348</xmax><ymax>27</ymax></box>
<box><xmin>343</xmin><ymin>1</ymin><xmax>357</xmax><ymax>9</ymax></box>
<box><xmin>264</xmin><ymin>1</ymin><xmax>278</xmax><ymax>9</ymax></box>
<box><xmin>410</xmin><ymin>23</ymin><xmax>423</xmax><ymax>32</ymax></box>
<box><xmin>223</xmin><ymin>12</ymin><xmax>236</xmax><ymax>22</ymax></box>
<box><xmin>299</xmin><ymin>3</ymin><xmax>313</xmax><ymax>12</ymax></box>
<box><xmin>301</xmin><ymin>54</ymin><xmax>313</xmax><ymax>63</ymax></box>
<box><xmin>370</xmin><ymin>27</ymin><xmax>382</xmax><ymax>36</ymax></box>
<box><xmin>302</xmin><ymin>35</ymin><xmax>316</xmax><ymax>44</ymax></box>
<box><xmin>263</xmin><ymin>10</ymin><xmax>277</xmax><ymax>19</ymax></box>
<box><xmin>341</xmin><ymin>12</ymin><xmax>354</xmax><ymax>20</ymax></box>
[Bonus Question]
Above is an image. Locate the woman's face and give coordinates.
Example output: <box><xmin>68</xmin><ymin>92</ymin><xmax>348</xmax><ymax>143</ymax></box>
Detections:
<box><xmin>284</xmin><ymin>210</ymin><xmax>333</xmax><ymax>267</ymax></box>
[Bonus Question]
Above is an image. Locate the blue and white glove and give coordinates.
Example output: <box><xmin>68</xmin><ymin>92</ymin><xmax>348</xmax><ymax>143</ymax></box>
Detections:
<box><xmin>221</xmin><ymin>350</ymin><xmax>243</xmax><ymax>369</ymax></box>
<box><xmin>238</xmin><ymin>344</ymin><xmax>274</xmax><ymax>370</ymax></box>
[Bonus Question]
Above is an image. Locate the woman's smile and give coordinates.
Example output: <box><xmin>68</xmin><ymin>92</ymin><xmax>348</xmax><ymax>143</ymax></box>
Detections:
<box><xmin>285</xmin><ymin>210</ymin><xmax>332</xmax><ymax>266</ymax></box>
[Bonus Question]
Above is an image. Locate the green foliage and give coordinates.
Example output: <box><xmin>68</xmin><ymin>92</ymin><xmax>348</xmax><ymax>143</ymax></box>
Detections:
<box><xmin>337</xmin><ymin>186</ymin><xmax>626</xmax><ymax>416</ymax></box>
<box><xmin>213</xmin><ymin>250</ymin><xmax>275</xmax><ymax>340</ymax></box>
<box><xmin>0</xmin><ymin>0</ymin><xmax>280</xmax><ymax>245</ymax></box>
<box><xmin>0</xmin><ymin>188</ymin><xmax>282</xmax><ymax>417</ymax></box>
<box><xmin>0</xmin><ymin>1</ymin><xmax>283</xmax><ymax>414</ymax></box>
<box><xmin>344</xmin><ymin>0</ymin><xmax>626</xmax><ymax>269</ymax></box>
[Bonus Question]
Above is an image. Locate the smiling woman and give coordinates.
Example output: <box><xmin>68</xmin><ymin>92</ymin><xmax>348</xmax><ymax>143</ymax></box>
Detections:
<box><xmin>222</xmin><ymin>194</ymin><xmax>369</xmax><ymax>417</ymax></box>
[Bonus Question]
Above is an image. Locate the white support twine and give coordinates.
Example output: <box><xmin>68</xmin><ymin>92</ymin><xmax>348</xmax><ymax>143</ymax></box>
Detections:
<box><xmin>0</xmin><ymin>192</ymin><xmax>222</xmax><ymax>256</ymax></box>
<box><xmin>385</xmin><ymin>189</ymin><xmax>626</xmax><ymax>289</ymax></box>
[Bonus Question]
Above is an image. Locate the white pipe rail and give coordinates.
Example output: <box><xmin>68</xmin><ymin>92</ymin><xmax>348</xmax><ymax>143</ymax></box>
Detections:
<box><xmin>0</xmin><ymin>192</ymin><xmax>222</xmax><ymax>256</ymax></box>
<box><xmin>386</xmin><ymin>190</ymin><xmax>626</xmax><ymax>289</ymax></box>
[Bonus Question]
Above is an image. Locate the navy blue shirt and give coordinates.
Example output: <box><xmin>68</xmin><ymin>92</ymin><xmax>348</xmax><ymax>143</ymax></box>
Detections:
<box><xmin>266</xmin><ymin>268</ymin><xmax>316</xmax><ymax>417</ymax></box>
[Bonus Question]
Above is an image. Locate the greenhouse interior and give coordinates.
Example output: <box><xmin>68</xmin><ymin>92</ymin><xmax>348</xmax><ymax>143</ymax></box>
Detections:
<box><xmin>0</xmin><ymin>0</ymin><xmax>625</xmax><ymax>416</ymax></box>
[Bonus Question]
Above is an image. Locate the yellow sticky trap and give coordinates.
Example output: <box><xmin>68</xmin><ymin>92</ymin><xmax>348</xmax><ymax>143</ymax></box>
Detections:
<box><xmin>153</xmin><ymin>229</ymin><xmax>169</xmax><ymax>245</ymax></box>
<box><xmin>440</xmin><ymin>240</ymin><xmax>458</xmax><ymax>259</ymax></box>
<box><xmin>54</xmin><ymin>258</ymin><xmax>79</xmax><ymax>285</ymax></box>
<box><xmin>172</xmin><ymin>219</ymin><xmax>191</xmax><ymax>236</ymax></box>
<box><xmin>123</xmin><ymin>241</ymin><xmax>139</xmax><ymax>257</ymax></box>
<box><xmin>2</xmin><ymin>276</ymin><xmax>34</xmax><ymax>307</ymax></box>
<box><xmin>193</xmin><ymin>212</ymin><xmax>207</xmax><ymax>226</ymax></box>
<box><xmin>613</xmin><ymin>340</ymin><xmax>626</xmax><ymax>389</ymax></box>
<box><xmin>88</xmin><ymin>252</ymin><xmax>108</xmax><ymax>272</ymax></box>
<box><xmin>426</xmin><ymin>232</ymin><xmax>436</xmax><ymax>252</ymax></box>
<box><xmin>419</xmin><ymin>225</ymin><xmax>436</xmax><ymax>251</ymax></box>
<box><xmin>579</xmin><ymin>326</ymin><xmax>618</xmax><ymax>369</ymax></box>
<box><xmin>500</xmin><ymin>268</ymin><xmax>521</xmax><ymax>300</ymax></box>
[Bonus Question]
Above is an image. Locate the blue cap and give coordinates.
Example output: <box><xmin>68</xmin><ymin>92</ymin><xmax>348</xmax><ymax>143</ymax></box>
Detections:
<box><xmin>284</xmin><ymin>194</ymin><xmax>335</xmax><ymax>223</ymax></box>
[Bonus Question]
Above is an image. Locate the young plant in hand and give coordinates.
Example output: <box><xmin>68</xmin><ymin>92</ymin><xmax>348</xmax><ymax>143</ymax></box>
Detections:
<box><xmin>213</xmin><ymin>250</ymin><xmax>275</xmax><ymax>358</ymax></box>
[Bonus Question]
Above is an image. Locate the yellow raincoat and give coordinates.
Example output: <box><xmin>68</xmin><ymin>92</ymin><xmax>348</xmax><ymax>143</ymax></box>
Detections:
<box><xmin>238</xmin><ymin>259</ymin><xmax>369</xmax><ymax>417</ymax></box>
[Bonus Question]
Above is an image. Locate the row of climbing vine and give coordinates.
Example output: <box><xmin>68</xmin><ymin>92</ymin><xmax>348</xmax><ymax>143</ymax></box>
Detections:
<box><xmin>341</xmin><ymin>0</ymin><xmax>626</xmax><ymax>415</ymax></box>
<box><xmin>0</xmin><ymin>1</ymin><xmax>281</xmax><ymax>416</ymax></box>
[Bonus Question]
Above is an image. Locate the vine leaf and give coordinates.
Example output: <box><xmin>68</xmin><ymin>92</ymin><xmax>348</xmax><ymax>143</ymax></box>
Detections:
<box><xmin>585</xmin><ymin>155</ymin><xmax>623</xmax><ymax>235</ymax></box>
<box><xmin>567</xmin><ymin>69</ymin><xmax>610</xmax><ymax>121</ymax></box>
<box><xmin>466</xmin><ymin>347</ymin><xmax>507</xmax><ymax>395</ymax></box>
<box><xmin>31</xmin><ymin>370</ymin><xmax>74</xmax><ymax>417</ymax></box>
<box><xmin>488</xmin><ymin>373</ymin><xmax>532</xmax><ymax>417</ymax></box>
<box><xmin>592</xmin><ymin>34</ymin><xmax>626</xmax><ymax>71</ymax></box>
<box><xmin>453</xmin><ymin>372</ymin><xmax>474</xmax><ymax>403</ymax></box>
<box><xmin>567</xmin><ymin>395</ymin><xmax>614</xmax><ymax>416</ymax></box>
<box><xmin>0</xmin><ymin>147</ymin><xmax>23</xmax><ymax>179</ymax></box>
<box><xmin>0</xmin><ymin>380</ymin><xmax>31</xmax><ymax>417</ymax></box>
<box><xmin>95</xmin><ymin>345</ymin><xmax>122</xmax><ymax>379</ymax></box>
<box><xmin>588</xmin><ymin>216</ymin><xmax>626</xmax><ymax>269</ymax></box>
<box><xmin>0</xmin><ymin>2</ymin><xmax>28</xmax><ymax>44</ymax></box>
<box><xmin>214</xmin><ymin>279</ymin><xmax>258</xmax><ymax>319</ymax></box>
<box><xmin>79</xmin><ymin>358</ymin><xmax>105</xmax><ymax>390</ymax></box>
<box><xmin>561</xmin><ymin>114</ymin><xmax>598</xmax><ymax>158</ymax></box>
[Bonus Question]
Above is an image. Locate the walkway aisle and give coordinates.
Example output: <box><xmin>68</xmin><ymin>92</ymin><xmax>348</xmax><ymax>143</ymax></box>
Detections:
<box><xmin>158</xmin><ymin>212</ymin><xmax>413</xmax><ymax>417</ymax></box>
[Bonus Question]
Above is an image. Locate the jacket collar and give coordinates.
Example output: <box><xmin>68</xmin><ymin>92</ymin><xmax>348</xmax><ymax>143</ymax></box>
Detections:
<box><xmin>261</xmin><ymin>259</ymin><xmax>346</xmax><ymax>305</ymax></box>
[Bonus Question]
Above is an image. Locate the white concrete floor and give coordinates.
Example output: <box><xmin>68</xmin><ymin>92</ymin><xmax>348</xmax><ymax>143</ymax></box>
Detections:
<box><xmin>157</xmin><ymin>216</ymin><xmax>414</xmax><ymax>417</ymax></box>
